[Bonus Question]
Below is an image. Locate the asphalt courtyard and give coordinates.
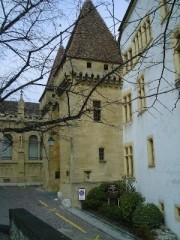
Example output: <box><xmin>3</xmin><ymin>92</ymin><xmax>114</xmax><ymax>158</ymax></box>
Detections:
<box><xmin>0</xmin><ymin>186</ymin><xmax>138</xmax><ymax>240</ymax></box>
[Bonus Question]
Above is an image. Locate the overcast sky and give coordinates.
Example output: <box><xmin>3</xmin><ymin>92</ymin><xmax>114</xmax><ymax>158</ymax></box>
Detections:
<box><xmin>19</xmin><ymin>0</ymin><xmax>130</xmax><ymax>103</ymax></box>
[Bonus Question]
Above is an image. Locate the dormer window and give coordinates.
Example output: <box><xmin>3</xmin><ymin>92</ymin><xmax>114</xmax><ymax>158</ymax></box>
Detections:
<box><xmin>104</xmin><ymin>64</ymin><xmax>108</xmax><ymax>70</ymax></box>
<box><xmin>87</xmin><ymin>62</ymin><xmax>92</xmax><ymax>68</ymax></box>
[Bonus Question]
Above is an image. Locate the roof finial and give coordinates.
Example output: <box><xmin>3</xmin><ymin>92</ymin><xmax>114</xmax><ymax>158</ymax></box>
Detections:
<box><xmin>20</xmin><ymin>89</ymin><xmax>24</xmax><ymax>101</ymax></box>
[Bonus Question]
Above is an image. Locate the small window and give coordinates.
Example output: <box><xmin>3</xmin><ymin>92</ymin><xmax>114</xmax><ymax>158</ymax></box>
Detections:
<box><xmin>84</xmin><ymin>171</ymin><xmax>91</xmax><ymax>181</ymax></box>
<box><xmin>3</xmin><ymin>179</ymin><xmax>10</xmax><ymax>183</ymax></box>
<box><xmin>122</xmin><ymin>93</ymin><xmax>132</xmax><ymax>123</ymax></box>
<box><xmin>137</xmin><ymin>75</ymin><xmax>146</xmax><ymax>112</ymax></box>
<box><xmin>159</xmin><ymin>201</ymin><xmax>165</xmax><ymax>213</ymax></box>
<box><xmin>66</xmin><ymin>170</ymin><xmax>69</xmax><ymax>177</ymax></box>
<box><xmin>147</xmin><ymin>137</ymin><xmax>155</xmax><ymax>167</ymax></box>
<box><xmin>124</xmin><ymin>145</ymin><xmax>134</xmax><ymax>177</ymax></box>
<box><xmin>52</xmin><ymin>93</ymin><xmax>56</xmax><ymax>98</ymax></box>
<box><xmin>55</xmin><ymin>171</ymin><xmax>60</xmax><ymax>179</ymax></box>
<box><xmin>28</xmin><ymin>135</ymin><xmax>38</xmax><ymax>160</ymax></box>
<box><xmin>104</xmin><ymin>64</ymin><xmax>108</xmax><ymax>70</ymax></box>
<box><xmin>2</xmin><ymin>134</ymin><xmax>13</xmax><ymax>160</ymax></box>
<box><xmin>93</xmin><ymin>100</ymin><xmax>101</xmax><ymax>122</ymax></box>
<box><xmin>87</xmin><ymin>62</ymin><xmax>92</xmax><ymax>68</ymax></box>
<box><xmin>99</xmin><ymin>147</ymin><xmax>104</xmax><ymax>162</ymax></box>
<box><xmin>174</xmin><ymin>205</ymin><xmax>180</xmax><ymax>221</ymax></box>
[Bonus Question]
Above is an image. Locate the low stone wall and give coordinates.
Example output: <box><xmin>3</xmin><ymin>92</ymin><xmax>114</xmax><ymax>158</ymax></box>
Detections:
<box><xmin>9</xmin><ymin>209</ymin><xmax>70</xmax><ymax>240</ymax></box>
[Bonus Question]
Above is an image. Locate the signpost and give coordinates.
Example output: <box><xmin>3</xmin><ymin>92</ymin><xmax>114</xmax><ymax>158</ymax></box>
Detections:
<box><xmin>78</xmin><ymin>188</ymin><xmax>86</xmax><ymax>201</ymax></box>
<box><xmin>107</xmin><ymin>185</ymin><xmax>120</xmax><ymax>207</ymax></box>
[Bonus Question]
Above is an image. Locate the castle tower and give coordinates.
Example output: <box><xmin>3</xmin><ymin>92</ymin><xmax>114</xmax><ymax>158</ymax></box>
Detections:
<box><xmin>40</xmin><ymin>0</ymin><xmax>124</xmax><ymax>207</ymax></box>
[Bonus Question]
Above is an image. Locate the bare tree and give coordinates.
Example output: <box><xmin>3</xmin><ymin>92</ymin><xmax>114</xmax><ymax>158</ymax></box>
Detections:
<box><xmin>0</xmin><ymin>0</ymin><xmax>179</xmax><ymax>134</ymax></box>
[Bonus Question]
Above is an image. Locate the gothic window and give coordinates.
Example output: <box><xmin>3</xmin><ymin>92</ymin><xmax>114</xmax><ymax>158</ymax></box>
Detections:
<box><xmin>99</xmin><ymin>147</ymin><xmax>105</xmax><ymax>162</ymax></box>
<box><xmin>147</xmin><ymin>136</ymin><xmax>155</xmax><ymax>167</ymax></box>
<box><xmin>122</xmin><ymin>93</ymin><xmax>132</xmax><ymax>123</ymax></box>
<box><xmin>124</xmin><ymin>144</ymin><xmax>134</xmax><ymax>178</ymax></box>
<box><xmin>93</xmin><ymin>100</ymin><xmax>101</xmax><ymax>122</ymax></box>
<box><xmin>28</xmin><ymin>135</ymin><xmax>38</xmax><ymax>160</ymax></box>
<box><xmin>160</xmin><ymin>0</ymin><xmax>169</xmax><ymax>21</ymax></box>
<box><xmin>173</xmin><ymin>30</ymin><xmax>180</xmax><ymax>80</ymax></box>
<box><xmin>137</xmin><ymin>75</ymin><xmax>146</xmax><ymax>112</ymax></box>
<box><xmin>2</xmin><ymin>134</ymin><xmax>13</xmax><ymax>160</ymax></box>
<box><xmin>104</xmin><ymin>64</ymin><xmax>108</xmax><ymax>70</ymax></box>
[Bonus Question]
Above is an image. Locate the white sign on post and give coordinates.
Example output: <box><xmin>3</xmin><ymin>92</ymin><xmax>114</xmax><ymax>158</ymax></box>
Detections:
<box><xmin>78</xmin><ymin>188</ymin><xmax>86</xmax><ymax>200</ymax></box>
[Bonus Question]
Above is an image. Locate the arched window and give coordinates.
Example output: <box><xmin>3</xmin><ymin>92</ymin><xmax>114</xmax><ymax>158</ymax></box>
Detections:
<box><xmin>2</xmin><ymin>134</ymin><xmax>13</xmax><ymax>160</ymax></box>
<box><xmin>28</xmin><ymin>135</ymin><xmax>38</xmax><ymax>160</ymax></box>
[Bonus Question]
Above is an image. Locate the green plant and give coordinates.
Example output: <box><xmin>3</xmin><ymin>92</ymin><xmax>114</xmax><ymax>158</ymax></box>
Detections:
<box><xmin>98</xmin><ymin>203</ymin><xmax>123</xmax><ymax>221</ymax></box>
<box><xmin>132</xmin><ymin>203</ymin><xmax>164</xmax><ymax>229</ymax></box>
<box><xmin>119</xmin><ymin>191</ymin><xmax>144</xmax><ymax>223</ymax></box>
<box><xmin>82</xmin><ymin>199</ymin><xmax>102</xmax><ymax>210</ymax></box>
<box><xmin>135</xmin><ymin>225</ymin><xmax>155</xmax><ymax>240</ymax></box>
<box><xmin>117</xmin><ymin>178</ymin><xmax>136</xmax><ymax>196</ymax></box>
<box><xmin>87</xmin><ymin>184</ymin><xmax>108</xmax><ymax>202</ymax></box>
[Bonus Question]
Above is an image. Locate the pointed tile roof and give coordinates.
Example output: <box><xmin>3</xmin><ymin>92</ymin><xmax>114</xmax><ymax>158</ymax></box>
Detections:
<box><xmin>48</xmin><ymin>46</ymin><xmax>65</xmax><ymax>86</ymax></box>
<box><xmin>66</xmin><ymin>0</ymin><xmax>122</xmax><ymax>63</ymax></box>
<box><xmin>0</xmin><ymin>101</ymin><xmax>40</xmax><ymax>115</ymax></box>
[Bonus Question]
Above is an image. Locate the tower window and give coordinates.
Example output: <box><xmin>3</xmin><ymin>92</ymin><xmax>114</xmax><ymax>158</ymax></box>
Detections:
<box><xmin>93</xmin><ymin>100</ymin><xmax>101</xmax><ymax>122</ymax></box>
<box><xmin>104</xmin><ymin>64</ymin><xmax>108</xmax><ymax>70</ymax></box>
<box><xmin>87</xmin><ymin>62</ymin><xmax>92</xmax><ymax>68</ymax></box>
<box><xmin>99</xmin><ymin>147</ymin><xmax>105</xmax><ymax>161</ymax></box>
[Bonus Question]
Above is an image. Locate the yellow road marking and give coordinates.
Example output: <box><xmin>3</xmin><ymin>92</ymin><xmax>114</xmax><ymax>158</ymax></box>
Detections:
<box><xmin>39</xmin><ymin>200</ymin><xmax>48</xmax><ymax>207</ymax></box>
<box><xmin>55</xmin><ymin>212</ymin><xmax>87</xmax><ymax>234</ymax></box>
<box><xmin>85</xmin><ymin>235</ymin><xmax>101</xmax><ymax>240</ymax></box>
<box><xmin>47</xmin><ymin>208</ymin><xmax>56</xmax><ymax>212</ymax></box>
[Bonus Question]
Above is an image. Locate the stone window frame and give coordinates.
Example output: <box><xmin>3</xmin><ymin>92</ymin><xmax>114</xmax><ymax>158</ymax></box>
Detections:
<box><xmin>173</xmin><ymin>28</ymin><xmax>180</xmax><ymax>81</ymax></box>
<box><xmin>159</xmin><ymin>201</ymin><xmax>165</xmax><ymax>213</ymax></box>
<box><xmin>147</xmin><ymin>136</ymin><xmax>156</xmax><ymax>168</ymax></box>
<box><xmin>123</xmin><ymin>143</ymin><xmax>134</xmax><ymax>178</ymax></box>
<box><xmin>137</xmin><ymin>74</ymin><xmax>146</xmax><ymax>113</ymax></box>
<box><xmin>123</xmin><ymin>16</ymin><xmax>152</xmax><ymax>75</ymax></box>
<box><xmin>99</xmin><ymin>147</ymin><xmax>105</xmax><ymax>162</ymax></box>
<box><xmin>159</xmin><ymin>0</ymin><xmax>170</xmax><ymax>23</ymax></box>
<box><xmin>174</xmin><ymin>204</ymin><xmax>180</xmax><ymax>221</ymax></box>
<box><xmin>93</xmin><ymin>100</ymin><xmax>101</xmax><ymax>122</ymax></box>
<box><xmin>1</xmin><ymin>134</ymin><xmax>13</xmax><ymax>160</ymax></box>
<box><xmin>122</xmin><ymin>91</ymin><xmax>132</xmax><ymax>124</ymax></box>
<box><xmin>28</xmin><ymin>135</ymin><xmax>39</xmax><ymax>160</ymax></box>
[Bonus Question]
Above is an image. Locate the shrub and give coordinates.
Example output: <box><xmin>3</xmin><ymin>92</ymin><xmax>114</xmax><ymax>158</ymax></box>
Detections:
<box><xmin>87</xmin><ymin>184</ymin><xmax>108</xmax><ymax>202</ymax></box>
<box><xmin>132</xmin><ymin>203</ymin><xmax>164</xmax><ymax>229</ymax></box>
<box><xmin>82</xmin><ymin>183</ymin><xmax>109</xmax><ymax>210</ymax></box>
<box><xmin>119</xmin><ymin>191</ymin><xmax>144</xmax><ymax>223</ymax></box>
<box><xmin>136</xmin><ymin>225</ymin><xmax>155</xmax><ymax>240</ymax></box>
<box><xmin>81</xmin><ymin>199</ymin><xmax>101</xmax><ymax>210</ymax></box>
<box><xmin>98</xmin><ymin>203</ymin><xmax>123</xmax><ymax>221</ymax></box>
<box><xmin>117</xmin><ymin>178</ymin><xmax>136</xmax><ymax>196</ymax></box>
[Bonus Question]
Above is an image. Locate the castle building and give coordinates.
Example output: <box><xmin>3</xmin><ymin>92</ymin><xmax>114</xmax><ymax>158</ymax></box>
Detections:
<box><xmin>40</xmin><ymin>0</ymin><xmax>124</xmax><ymax>207</ymax></box>
<box><xmin>0</xmin><ymin>94</ymin><xmax>44</xmax><ymax>186</ymax></box>
<box><xmin>119</xmin><ymin>0</ymin><xmax>180</xmax><ymax>236</ymax></box>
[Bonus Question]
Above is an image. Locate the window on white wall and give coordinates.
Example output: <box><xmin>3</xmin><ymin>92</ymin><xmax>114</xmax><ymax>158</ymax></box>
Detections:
<box><xmin>173</xmin><ymin>29</ymin><xmax>180</xmax><ymax>81</ymax></box>
<box><xmin>124</xmin><ymin>144</ymin><xmax>134</xmax><ymax>177</ymax></box>
<box><xmin>122</xmin><ymin>92</ymin><xmax>132</xmax><ymax>123</ymax></box>
<box><xmin>2</xmin><ymin>134</ymin><xmax>13</xmax><ymax>160</ymax></box>
<box><xmin>137</xmin><ymin>75</ymin><xmax>146</xmax><ymax>112</ymax></box>
<box><xmin>28</xmin><ymin>135</ymin><xmax>38</xmax><ymax>160</ymax></box>
<box><xmin>174</xmin><ymin>205</ymin><xmax>180</xmax><ymax>221</ymax></box>
<box><xmin>159</xmin><ymin>0</ymin><xmax>169</xmax><ymax>21</ymax></box>
<box><xmin>147</xmin><ymin>136</ymin><xmax>155</xmax><ymax>167</ymax></box>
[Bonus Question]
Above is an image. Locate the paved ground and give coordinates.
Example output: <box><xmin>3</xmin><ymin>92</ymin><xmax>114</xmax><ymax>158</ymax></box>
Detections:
<box><xmin>0</xmin><ymin>186</ymin><xmax>139</xmax><ymax>240</ymax></box>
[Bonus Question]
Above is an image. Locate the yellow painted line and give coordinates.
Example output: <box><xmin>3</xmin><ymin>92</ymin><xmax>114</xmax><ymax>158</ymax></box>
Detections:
<box><xmin>39</xmin><ymin>200</ymin><xmax>48</xmax><ymax>207</ymax></box>
<box><xmin>86</xmin><ymin>236</ymin><xmax>101</xmax><ymax>240</ymax></box>
<box><xmin>47</xmin><ymin>208</ymin><xmax>56</xmax><ymax>212</ymax></box>
<box><xmin>55</xmin><ymin>212</ymin><xmax>87</xmax><ymax>234</ymax></box>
